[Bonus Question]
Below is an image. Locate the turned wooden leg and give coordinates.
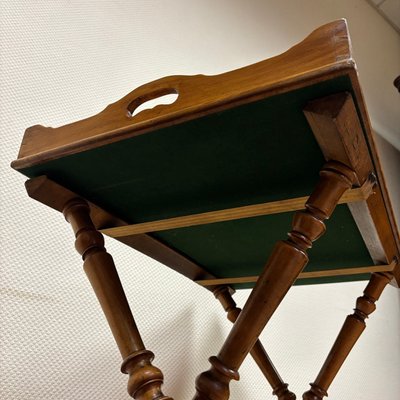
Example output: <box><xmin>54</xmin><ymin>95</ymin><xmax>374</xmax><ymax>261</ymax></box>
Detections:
<box><xmin>63</xmin><ymin>199</ymin><xmax>172</xmax><ymax>400</ymax></box>
<box><xmin>302</xmin><ymin>270</ymin><xmax>394</xmax><ymax>400</ymax></box>
<box><xmin>194</xmin><ymin>161</ymin><xmax>357</xmax><ymax>400</ymax></box>
<box><xmin>213</xmin><ymin>286</ymin><xmax>296</xmax><ymax>400</ymax></box>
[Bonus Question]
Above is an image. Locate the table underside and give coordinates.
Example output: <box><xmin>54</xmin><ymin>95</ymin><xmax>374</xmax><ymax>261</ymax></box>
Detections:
<box><xmin>19</xmin><ymin>75</ymin><xmax>374</xmax><ymax>288</ymax></box>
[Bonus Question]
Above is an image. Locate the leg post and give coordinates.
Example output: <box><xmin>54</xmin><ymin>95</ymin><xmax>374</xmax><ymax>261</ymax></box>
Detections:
<box><xmin>63</xmin><ymin>199</ymin><xmax>172</xmax><ymax>400</ymax></box>
<box><xmin>194</xmin><ymin>161</ymin><xmax>357</xmax><ymax>400</ymax></box>
<box><xmin>302</xmin><ymin>270</ymin><xmax>393</xmax><ymax>400</ymax></box>
<box><xmin>213</xmin><ymin>286</ymin><xmax>296</xmax><ymax>400</ymax></box>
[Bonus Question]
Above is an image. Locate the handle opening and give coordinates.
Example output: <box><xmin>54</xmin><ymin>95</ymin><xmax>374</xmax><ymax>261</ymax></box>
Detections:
<box><xmin>127</xmin><ymin>88</ymin><xmax>179</xmax><ymax>118</ymax></box>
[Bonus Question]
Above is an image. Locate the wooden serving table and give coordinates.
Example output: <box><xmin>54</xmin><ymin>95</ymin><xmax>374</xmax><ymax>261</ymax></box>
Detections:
<box><xmin>11</xmin><ymin>19</ymin><xmax>400</xmax><ymax>400</ymax></box>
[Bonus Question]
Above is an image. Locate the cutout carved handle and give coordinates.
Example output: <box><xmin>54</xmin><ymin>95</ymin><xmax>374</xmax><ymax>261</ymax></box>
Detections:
<box><xmin>126</xmin><ymin>88</ymin><xmax>179</xmax><ymax>117</ymax></box>
<box><xmin>111</xmin><ymin>74</ymin><xmax>203</xmax><ymax>120</ymax></box>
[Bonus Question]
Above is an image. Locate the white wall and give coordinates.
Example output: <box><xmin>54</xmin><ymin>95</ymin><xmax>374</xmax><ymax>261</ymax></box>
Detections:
<box><xmin>1</xmin><ymin>1</ymin><xmax>399</xmax><ymax>399</ymax></box>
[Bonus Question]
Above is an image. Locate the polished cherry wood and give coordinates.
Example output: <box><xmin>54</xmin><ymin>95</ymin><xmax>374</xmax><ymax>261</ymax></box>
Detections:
<box><xmin>304</xmin><ymin>93</ymin><xmax>371</xmax><ymax>186</ymax></box>
<box><xmin>13</xmin><ymin>20</ymin><xmax>400</xmax><ymax>400</ymax></box>
<box><xmin>63</xmin><ymin>198</ymin><xmax>172</xmax><ymax>400</ymax></box>
<box><xmin>13</xmin><ymin>19</ymin><xmax>400</xmax><ymax>284</ymax></box>
<box><xmin>196</xmin><ymin>262</ymin><xmax>395</xmax><ymax>287</ymax></box>
<box><xmin>213</xmin><ymin>286</ymin><xmax>296</xmax><ymax>400</ymax></box>
<box><xmin>12</xmin><ymin>20</ymin><xmax>354</xmax><ymax>169</ymax></box>
<box><xmin>304</xmin><ymin>92</ymin><xmax>400</xmax><ymax>284</ymax></box>
<box><xmin>25</xmin><ymin>176</ymin><xmax>225</xmax><ymax>287</ymax></box>
<box><xmin>100</xmin><ymin>181</ymin><xmax>372</xmax><ymax>238</ymax></box>
<box><xmin>193</xmin><ymin>161</ymin><xmax>357</xmax><ymax>400</ymax></box>
<box><xmin>302</xmin><ymin>270</ymin><xmax>395</xmax><ymax>400</ymax></box>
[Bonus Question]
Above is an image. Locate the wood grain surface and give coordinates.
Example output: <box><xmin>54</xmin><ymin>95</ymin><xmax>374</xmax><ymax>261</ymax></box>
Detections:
<box><xmin>99</xmin><ymin>181</ymin><xmax>373</xmax><ymax>238</ymax></box>
<box><xmin>12</xmin><ymin>20</ymin><xmax>353</xmax><ymax>169</ymax></box>
<box><xmin>195</xmin><ymin>263</ymin><xmax>395</xmax><ymax>287</ymax></box>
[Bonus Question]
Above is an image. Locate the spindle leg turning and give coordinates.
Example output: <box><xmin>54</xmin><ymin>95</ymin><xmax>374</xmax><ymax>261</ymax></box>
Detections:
<box><xmin>63</xmin><ymin>199</ymin><xmax>172</xmax><ymax>400</ymax></box>
<box><xmin>213</xmin><ymin>286</ymin><xmax>296</xmax><ymax>400</ymax></box>
<box><xmin>193</xmin><ymin>161</ymin><xmax>357</xmax><ymax>400</ymax></box>
<box><xmin>302</xmin><ymin>271</ymin><xmax>394</xmax><ymax>400</ymax></box>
